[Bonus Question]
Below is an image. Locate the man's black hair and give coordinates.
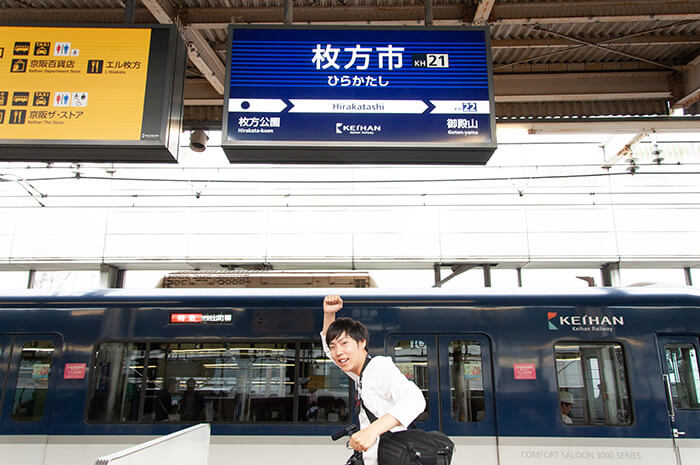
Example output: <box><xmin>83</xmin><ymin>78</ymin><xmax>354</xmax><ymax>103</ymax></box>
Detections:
<box><xmin>326</xmin><ymin>317</ymin><xmax>369</xmax><ymax>348</ymax></box>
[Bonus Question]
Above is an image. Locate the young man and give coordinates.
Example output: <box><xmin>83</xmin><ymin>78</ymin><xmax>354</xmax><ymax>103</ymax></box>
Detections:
<box><xmin>322</xmin><ymin>295</ymin><xmax>425</xmax><ymax>465</ymax></box>
<box><xmin>559</xmin><ymin>391</ymin><xmax>574</xmax><ymax>424</ymax></box>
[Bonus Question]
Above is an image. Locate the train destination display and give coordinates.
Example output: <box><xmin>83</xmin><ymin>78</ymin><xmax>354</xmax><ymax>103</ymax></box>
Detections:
<box><xmin>222</xmin><ymin>26</ymin><xmax>496</xmax><ymax>164</ymax></box>
<box><xmin>0</xmin><ymin>25</ymin><xmax>185</xmax><ymax>162</ymax></box>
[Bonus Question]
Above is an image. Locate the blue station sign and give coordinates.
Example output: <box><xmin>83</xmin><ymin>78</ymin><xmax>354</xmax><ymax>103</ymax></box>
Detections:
<box><xmin>222</xmin><ymin>26</ymin><xmax>496</xmax><ymax>164</ymax></box>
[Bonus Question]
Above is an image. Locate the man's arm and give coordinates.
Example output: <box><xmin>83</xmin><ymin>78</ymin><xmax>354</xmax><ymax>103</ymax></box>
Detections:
<box><xmin>349</xmin><ymin>413</ymin><xmax>401</xmax><ymax>452</ymax></box>
<box><xmin>322</xmin><ymin>294</ymin><xmax>343</xmax><ymax>335</ymax></box>
<box><xmin>350</xmin><ymin>358</ymin><xmax>426</xmax><ymax>453</ymax></box>
<box><xmin>321</xmin><ymin>295</ymin><xmax>344</xmax><ymax>365</ymax></box>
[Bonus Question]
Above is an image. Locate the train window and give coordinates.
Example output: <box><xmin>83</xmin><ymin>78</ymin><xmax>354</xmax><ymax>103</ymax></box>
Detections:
<box><xmin>554</xmin><ymin>343</ymin><xmax>632</xmax><ymax>426</ymax></box>
<box><xmin>11</xmin><ymin>341</ymin><xmax>55</xmax><ymax>421</ymax></box>
<box><xmin>448</xmin><ymin>341</ymin><xmax>485</xmax><ymax>422</ymax></box>
<box><xmin>297</xmin><ymin>344</ymin><xmax>350</xmax><ymax>423</ymax></box>
<box><xmin>663</xmin><ymin>344</ymin><xmax>700</xmax><ymax>409</ymax></box>
<box><xmin>87</xmin><ymin>343</ymin><xmax>147</xmax><ymax>422</ymax></box>
<box><xmin>394</xmin><ymin>339</ymin><xmax>429</xmax><ymax>421</ymax></box>
<box><xmin>148</xmin><ymin>342</ymin><xmax>301</xmax><ymax>423</ymax></box>
<box><xmin>88</xmin><ymin>341</ymin><xmax>350</xmax><ymax>424</ymax></box>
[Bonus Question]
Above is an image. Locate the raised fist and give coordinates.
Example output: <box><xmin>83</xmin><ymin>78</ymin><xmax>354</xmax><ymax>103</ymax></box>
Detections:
<box><xmin>323</xmin><ymin>294</ymin><xmax>343</xmax><ymax>313</ymax></box>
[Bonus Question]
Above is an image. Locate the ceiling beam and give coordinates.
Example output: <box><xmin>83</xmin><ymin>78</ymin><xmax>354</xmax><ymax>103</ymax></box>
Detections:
<box><xmin>492</xmin><ymin>35</ymin><xmax>700</xmax><ymax>49</ymax></box>
<box><xmin>0</xmin><ymin>8</ymin><xmax>156</xmax><ymax>23</ymax></box>
<box><xmin>137</xmin><ymin>0</ymin><xmax>226</xmax><ymax>95</ymax></box>
<box><xmin>182</xmin><ymin>28</ymin><xmax>226</xmax><ymax>95</ymax></box>
<box><xmin>182</xmin><ymin>4</ymin><xmax>700</xmax><ymax>25</ymax></box>
<box><xmin>494</xmin><ymin>71</ymin><xmax>674</xmax><ymax>102</ymax></box>
<box><xmin>4</xmin><ymin>4</ymin><xmax>699</xmax><ymax>25</ymax></box>
<box><xmin>496</xmin><ymin>92</ymin><xmax>671</xmax><ymax>103</ymax></box>
<box><xmin>182</xmin><ymin>5</ymin><xmax>465</xmax><ymax>24</ymax></box>
<box><xmin>472</xmin><ymin>0</ymin><xmax>496</xmax><ymax>25</ymax></box>
<box><xmin>673</xmin><ymin>61</ymin><xmax>700</xmax><ymax>109</ymax></box>
<box><xmin>491</xmin><ymin>14</ymin><xmax>700</xmax><ymax>25</ymax></box>
<box><xmin>513</xmin><ymin>118</ymin><xmax>700</xmax><ymax>135</ymax></box>
<box><xmin>0</xmin><ymin>6</ymin><xmax>465</xmax><ymax>27</ymax></box>
<box><xmin>490</xmin><ymin>1</ymin><xmax>700</xmax><ymax>24</ymax></box>
<box><xmin>184</xmin><ymin>79</ymin><xmax>224</xmax><ymax>105</ymax></box>
<box><xmin>139</xmin><ymin>0</ymin><xmax>176</xmax><ymax>24</ymax></box>
<box><xmin>209</xmin><ymin>34</ymin><xmax>700</xmax><ymax>53</ymax></box>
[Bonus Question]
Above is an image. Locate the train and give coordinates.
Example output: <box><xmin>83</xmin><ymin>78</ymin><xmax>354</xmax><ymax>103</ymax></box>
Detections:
<box><xmin>0</xmin><ymin>287</ymin><xmax>698</xmax><ymax>465</ymax></box>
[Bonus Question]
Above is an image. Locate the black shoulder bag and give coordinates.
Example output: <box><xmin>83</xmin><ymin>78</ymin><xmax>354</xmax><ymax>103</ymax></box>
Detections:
<box><xmin>360</xmin><ymin>357</ymin><xmax>454</xmax><ymax>465</ymax></box>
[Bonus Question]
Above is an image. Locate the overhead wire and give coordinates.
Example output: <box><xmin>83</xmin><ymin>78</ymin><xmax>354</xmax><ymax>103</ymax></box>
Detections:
<box><xmin>2</xmin><ymin>161</ymin><xmax>699</xmax><ymax>209</ymax></box>
<box><xmin>6</xmin><ymin>169</ymin><xmax>700</xmax><ymax>185</ymax></box>
<box><xmin>2</xmin><ymin>189</ymin><xmax>700</xmax><ymax>199</ymax></box>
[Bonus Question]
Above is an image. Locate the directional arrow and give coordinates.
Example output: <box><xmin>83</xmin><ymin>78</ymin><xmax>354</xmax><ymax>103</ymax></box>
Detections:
<box><xmin>228</xmin><ymin>99</ymin><xmax>288</xmax><ymax>113</ymax></box>
<box><xmin>289</xmin><ymin>99</ymin><xmax>429</xmax><ymax>114</ymax></box>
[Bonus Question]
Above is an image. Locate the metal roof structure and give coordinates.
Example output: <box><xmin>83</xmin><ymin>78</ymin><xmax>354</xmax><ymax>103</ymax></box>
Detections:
<box><xmin>2</xmin><ymin>0</ymin><xmax>700</xmax><ymax>127</ymax></box>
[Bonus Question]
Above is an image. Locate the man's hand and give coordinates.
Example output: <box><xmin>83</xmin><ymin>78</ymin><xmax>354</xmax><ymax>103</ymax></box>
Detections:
<box><xmin>348</xmin><ymin>427</ymin><xmax>379</xmax><ymax>452</ymax></box>
<box><xmin>323</xmin><ymin>295</ymin><xmax>343</xmax><ymax>314</ymax></box>
<box><xmin>349</xmin><ymin>413</ymin><xmax>401</xmax><ymax>452</ymax></box>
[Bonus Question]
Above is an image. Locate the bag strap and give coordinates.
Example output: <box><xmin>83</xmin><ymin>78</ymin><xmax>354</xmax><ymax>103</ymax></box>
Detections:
<box><xmin>359</xmin><ymin>354</ymin><xmax>385</xmax><ymax>427</ymax></box>
<box><xmin>360</xmin><ymin>398</ymin><xmax>378</xmax><ymax>423</ymax></box>
<box><xmin>358</xmin><ymin>354</ymin><xmax>377</xmax><ymax>422</ymax></box>
<box><xmin>360</xmin><ymin>353</ymin><xmax>372</xmax><ymax>377</ymax></box>
<box><xmin>359</xmin><ymin>354</ymin><xmax>417</xmax><ymax>431</ymax></box>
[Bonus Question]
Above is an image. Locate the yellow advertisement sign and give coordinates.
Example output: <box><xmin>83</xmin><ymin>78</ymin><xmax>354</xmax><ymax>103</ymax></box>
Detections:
<box><xmin>0</xmin><ymin>27</ymin><xmax>151</xmax><ymax>141</ymax></box>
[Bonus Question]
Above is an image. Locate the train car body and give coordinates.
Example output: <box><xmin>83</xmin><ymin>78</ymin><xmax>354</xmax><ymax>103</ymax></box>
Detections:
<box><xmin>0</xmin><ymin>288</ymin><xmax>699</xmax><ymax>465</ymax></box>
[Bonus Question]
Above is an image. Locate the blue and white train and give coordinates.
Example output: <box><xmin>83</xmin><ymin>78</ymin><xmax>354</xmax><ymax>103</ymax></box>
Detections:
<box><xmin>0</xmin><ymin>288</ymin><xmax>698</xmax><ymax>465</ymax></box>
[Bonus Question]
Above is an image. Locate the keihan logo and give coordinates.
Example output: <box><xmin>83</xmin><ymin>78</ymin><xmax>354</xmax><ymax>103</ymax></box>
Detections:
<box><xmin>335</xmin><ymin>122</ymin><xmax>381</xmax><ymax>135</ymax></box>
<box><xmin>547</xmin><ymin>312</ymin><xmax>624</xmax><ymax>332</ymax></box>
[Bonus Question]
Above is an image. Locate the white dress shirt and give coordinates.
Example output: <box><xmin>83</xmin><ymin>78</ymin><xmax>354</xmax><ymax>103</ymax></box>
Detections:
<box><xmin>321</xmin><ymin>332</ymin><xmax>426</xmax><ymax>465</ymax></box>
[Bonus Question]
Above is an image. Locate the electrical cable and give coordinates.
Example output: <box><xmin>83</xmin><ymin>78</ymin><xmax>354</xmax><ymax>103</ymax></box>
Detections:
<box><xmin>7</xmin><ymin>170</ymin><xmax>700</xmax><ymax>185</ymax></box>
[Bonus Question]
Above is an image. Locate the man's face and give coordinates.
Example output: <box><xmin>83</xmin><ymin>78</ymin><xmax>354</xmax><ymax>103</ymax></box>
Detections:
<box><xmin>561</xmin><ymin>402</ymin><xmax>572</xmax><ymax>415</ymax></box>
<box><xmin>329</xmin><ymin>331</ymin><xmax>366</xmax><ymax>374</ymax></box>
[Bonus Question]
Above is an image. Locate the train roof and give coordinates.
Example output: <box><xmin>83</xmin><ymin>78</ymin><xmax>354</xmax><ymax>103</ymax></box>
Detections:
<box><xmin>0</xmin><ymin>287</ymin><xmax>699</xmax><ymax>308</ymax></box>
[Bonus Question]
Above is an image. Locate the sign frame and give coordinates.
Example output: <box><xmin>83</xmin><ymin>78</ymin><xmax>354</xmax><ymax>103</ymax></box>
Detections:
<box><xmin>0</xmin><ymin>23</ymin><xmax>186</xmax><ymax>163</ymax></box>
<box><xmin>221</xmin><ymin>24</ymin><xmax>497</xmax><ymax>164</ymax></box>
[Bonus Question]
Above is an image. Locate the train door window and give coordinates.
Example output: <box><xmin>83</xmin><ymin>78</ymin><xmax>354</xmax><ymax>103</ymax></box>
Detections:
<box><xmin>554</xmin><ymin>343</ymin><xmax>632</xmax><ymax>425</ymax></box>
<box><xmin>11</xmin><ymin>341</ymin><xmax>55</xmax><ymax>421</ymax></box>
<box><xmin>297</xmin><ymin>344</ymin><xmax>350</xmax><ymax>423</ymax></box>
<box><xmin>447</xmin><ymin>341</ymin><xmax>485</xmax><ymax>422</ymax></box>
<box><xmin>87</xmin><ymin>343</ymin><xmax>147</xmax><ymax>422</ymax></box>
<box><xmin>663</xmin><ymin>343</ymin><xmax>700</xmax><ymax>409</ymax></box>
<box><xmin>394</xmin><ymin>339</ymin><xmax>429</xmax><ymax>421</ymax></box>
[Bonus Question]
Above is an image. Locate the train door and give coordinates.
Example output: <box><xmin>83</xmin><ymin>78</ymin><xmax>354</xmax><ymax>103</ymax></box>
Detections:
<box><xmin>658</xmin><ymin>335</ymin><xmax>700</xmax><ymax>465</ymax></box>
<box><xmin>387</xmin><ymin>333</ymin><xmax>498</xmax><ymax>465</ymax></box>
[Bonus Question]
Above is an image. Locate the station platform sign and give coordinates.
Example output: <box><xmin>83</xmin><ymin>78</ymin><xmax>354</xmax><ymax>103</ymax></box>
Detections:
<box><xmin>222</xmin><ymin>25</ymin><xmax>496</xmax><ymax>164</ymax></box>
<box><xmin>0</xmin><ymin>25</ymin><xmax>185</xmax><ymax>163</ymax></box>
